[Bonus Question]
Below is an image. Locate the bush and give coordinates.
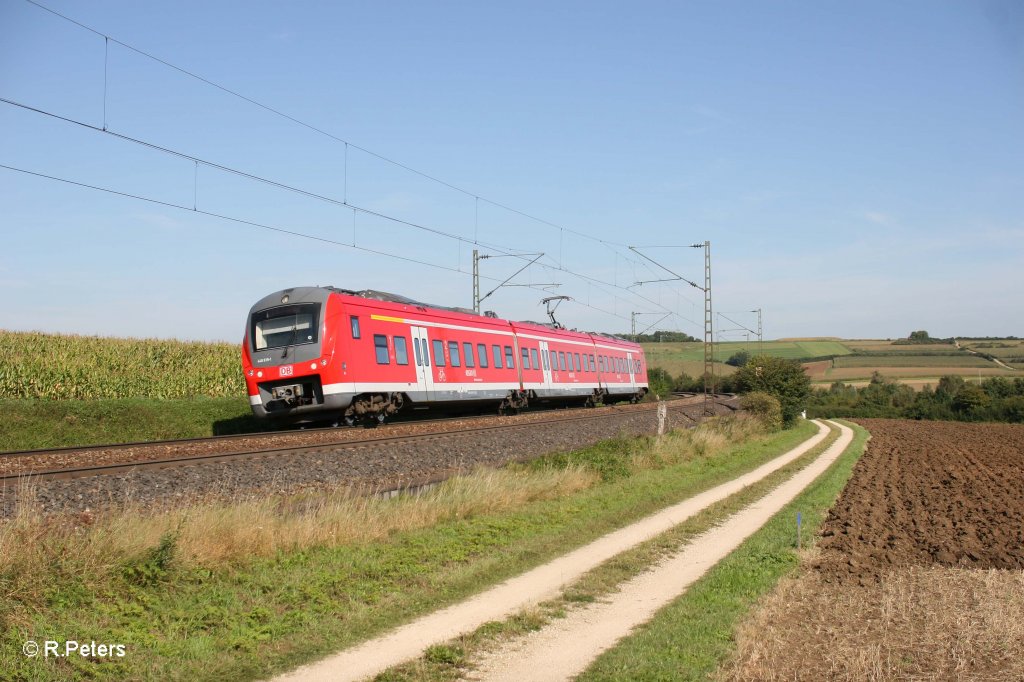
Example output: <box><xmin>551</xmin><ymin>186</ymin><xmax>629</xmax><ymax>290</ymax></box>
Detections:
<box><xmin>740</xmin><ymin>391</ymin><xmax>783</xmax><ymax>431</ymax></box>
<box><xmin>646</xmin><ymin>367</ymin><xmax>674</xmax><ymax>398</ymax></box>
<box><xmin>733</xmin><ymin>355</ymin><xmax>811</xmax><ymax>427</ymax></box>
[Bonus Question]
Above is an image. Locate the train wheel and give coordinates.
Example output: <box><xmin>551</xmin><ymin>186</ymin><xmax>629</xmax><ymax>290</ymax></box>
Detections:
<box><xmin>344</xmin><ymin>414</ymin><xmax>357</xmax><ymax>427</ymax></box>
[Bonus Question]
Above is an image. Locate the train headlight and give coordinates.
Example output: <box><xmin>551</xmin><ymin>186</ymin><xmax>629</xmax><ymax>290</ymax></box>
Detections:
<box><xmin>320</xmin><ymin>358</ymin><xmax>328</xmax><ymax>366</ymax></box>
<box><xmin>257</xmin><ymin>371</ymin><xmax>263</xmax><ymax>378</ymax></box>
<box><xmin>247</xmin><ymin>369</ymin><xmax>254</xmax><ymax>377</ymax></box>
<box><xmin>310</xmin><ymin>363</ymin><xmax>317</xmax><ymax>370</ymax></box>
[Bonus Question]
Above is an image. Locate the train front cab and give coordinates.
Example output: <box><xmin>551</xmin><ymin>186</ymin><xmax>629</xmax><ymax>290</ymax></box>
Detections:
<box><xmin>243</xmin><ymin>287</ymin><xmax>344</xmax><ymax>423</ymax></box>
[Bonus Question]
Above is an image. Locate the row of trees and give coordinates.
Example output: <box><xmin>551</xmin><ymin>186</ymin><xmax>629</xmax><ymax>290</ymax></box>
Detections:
<box><xmin>649</xmin><ymin>352</ymin><xmax>1024</xmax><ymax>429</ymax></box>
<box><xmin>806</xmin><ymin>374</ymin><xmax>1024</xmax><ymax>422</ymax></box>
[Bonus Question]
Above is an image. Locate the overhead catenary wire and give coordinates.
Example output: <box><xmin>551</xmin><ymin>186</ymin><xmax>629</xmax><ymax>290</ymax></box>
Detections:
<box><xmin>0</xmin><ymin>92</ymin><xmax>677</xmax><ymax>324</ymax></box>
<box><xmin>19</xmin><ymin>0</ymin><xmax>643</xmax><ymax>257</ymax></box>
<box><xmin>8</xmin><ymin>0</ymin><xmax>703</xmax><ymax>329</ymax></box>
<box><xmin>0</xmin><ymin>161</ymin><xmax>635</xmax><ymax>323</ymax></box>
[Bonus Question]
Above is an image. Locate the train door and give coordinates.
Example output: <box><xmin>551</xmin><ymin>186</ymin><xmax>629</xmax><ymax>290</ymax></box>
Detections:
<box><xmin>410</xmin><ymin>326</ymin><xmax>434</xmax><ymax>400</ymax></box>
<box><xmin>538</xmin><ymin>340</ymin><xmax>553</xmax><ymax>392</ymax></box>
<box><xmin>626</xmin><ymin>351</ymin><xmax>637</xmax><ymax>390</ymax></box>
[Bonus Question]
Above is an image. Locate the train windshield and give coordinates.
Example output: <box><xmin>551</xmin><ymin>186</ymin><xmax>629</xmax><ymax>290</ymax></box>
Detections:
<box><xmin>251</xmin><ymin>303</ymin><xmax>320</xmax><ymax>351</ymax></box>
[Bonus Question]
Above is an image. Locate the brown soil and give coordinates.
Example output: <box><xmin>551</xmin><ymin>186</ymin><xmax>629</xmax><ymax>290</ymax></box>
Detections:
<box><xmin>723</xmin><ymin>419</ymin><xmax>1024</xmax><ymax>681</ymax></box>
<box><xmin>815</xmin><ymin>419</ymin><xmax>1024</xmax><ymax>584</ymax></box>
<box><xmin>801</xmin><ymin>359</ymin><xmax>830</xmax><ymax>379</ymax></box>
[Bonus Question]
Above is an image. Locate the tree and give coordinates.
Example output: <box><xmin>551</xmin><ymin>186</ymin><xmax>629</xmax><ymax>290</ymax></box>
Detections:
<box><xmin>952</xmin><ymin>383</ymin><xmax>989</xmax><ymax>417</ymax></box>
<box><xmin>733</xmin><ymin>355</ymin><xmax>811</xmax><ymax>427</ymax></box>
<box><xmin>909</xmin><ymin>330</ymin><xmax>931</xmax><ymax>342</ymax></box>
<box><xmin>725</xmin><ymin>350</ymin><xmax>751</xmax><ymax>367</ymax></box>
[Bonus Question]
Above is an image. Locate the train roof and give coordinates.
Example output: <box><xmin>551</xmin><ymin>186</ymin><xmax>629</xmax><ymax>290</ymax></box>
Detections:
<box><xmin>258</xmin><ymin>286</ymin><xmax>640</xmax><ymax>348</ymax></box>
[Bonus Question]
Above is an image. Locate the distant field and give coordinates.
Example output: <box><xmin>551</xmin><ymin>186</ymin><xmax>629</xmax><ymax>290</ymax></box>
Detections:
<box><xmin>639</xmin><ymin>353</ymin><xmax>737</xmax><ymax>379</ymax></box>
<box><xmin>833</xmin><ymin>355</ymin><xmax>991</xmax><ymax>369</ymax></box>
<box><xmin>959</xmin><ymin>339</ymin><xmax>1024</xmax><ymax>370</ymax></box>
<box><xmin>642</xmin><ymin>339</ymin><xmax>853</xmax><ymax>365</ymax></box>
<box><xmin>799</xmin><ymin>338</ymin><xmax>1024</xmax><ymax>388</ymax></box>
<box><xmin>818</xmin><ymin>367</ymin><xmax>1012</xmax><ymax>383</ymax></box>
<box><xmin>843</xmin><ymin>340</ymin><xmax>961</xmax><ymax>354</ymax></box>
<box><xmin>958</xmin><ymin>339</ymin><xmax>1024</xmax><ymax>354</ymax></box>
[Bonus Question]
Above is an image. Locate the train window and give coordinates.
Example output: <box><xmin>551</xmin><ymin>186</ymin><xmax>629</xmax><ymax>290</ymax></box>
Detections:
<box><xmin>374</xmin><ymin>335</ymin><xmax>390</xmax><ymax>364</ymax></box>
<box><xmin>549</xmin><ymin>350</ymin><xmax>557</xmax><ymax>371</ymax></box>
<box><xmin>530</xmin><ymin>348</ymin><xmax>539</xmax><ymax>370</ymax></box>
<box><xmin>463</xmin><ymin>342</ymin><xmax>475</xmax><ymax>368</ymax></box>
<box><xmin>448</xmin><ymin>341</ymin><xmax>462</xmax><ymax>367</ymax></box>
<box><xmin>477</xmin><ymin>343</ymin><xmax>488</xmax><ymax>368</ymax></box>
<box><xmin>432</xmin><ymin>339</ymin><xmax>446</xmax><ymax>367</ymax></box>
<box><xmin>394</xmin><ymin>336</ymin><xmax>409</xmax><ymax>365</ymax></box>
<box><xmin>521</xmin><ymin>347</ymin><xmax>530</xmax><ymax>370</ymax></box>
<box><xmin>413</xmin><ymin>338</ymin><xmax>422</xmax><ymax>366</ymax></box>
<box><xmin>492</xmin><ymin>344</ymin><xmax>503</xmax><ymax>369</ymax></box>
<box><xmin>590</xmin><ymin>354</ymin><xmax>596</xmax><ymax>371</ymax></box>
<box><xmin>422</xmin><ymin>338</ymin><xmax>430</xmax><ymax>366</ymax></box>
<box><xmin>600</xmin><ymin>356</ymin><xmax>606</xmax><ymax>372</ymax></box>
<box><xmin>252</xmin><ymin>303</ymin><xmax>319</xmax><ymax>350</ymax></box>
<box><xmin>542</xmin><ymin>350</ymin><xmax>549</xmax><ymax>371</ymax></box>
<box><xmin>558</xmin><ymin>351</ymin><xmax>566</xmax><ymax>371</ymax></box>
<box><xmin>574</xmin><ymin>353</ymin><xmax>581</xmax><ymax>372</ymax></box>
<box><xmin>350</xmin><ymin>316</ymin><xmax>361</xmax><ymax>339</ymax></box>
<box><xmin>504</xmin><ymin>345</ymin><xmax>515</xmax><ymax>369</ymax></box>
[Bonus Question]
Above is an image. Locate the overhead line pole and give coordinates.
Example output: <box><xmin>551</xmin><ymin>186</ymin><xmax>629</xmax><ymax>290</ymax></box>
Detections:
<box><xmin>700</xmin><ymin>241</ymin><xmax>714</xmax><ymax>417</ymax></box>
<box><xmin>751</xmin><ymin>308</ymin><xmax>763</xmax><ymax>355</ymax></box>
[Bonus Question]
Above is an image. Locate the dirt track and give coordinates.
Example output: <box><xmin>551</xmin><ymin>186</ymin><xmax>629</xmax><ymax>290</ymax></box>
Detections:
<box><xmin>815</xmin><ymin>419</ymin><xmax>1024</xmax><ymax>584</ymax></box>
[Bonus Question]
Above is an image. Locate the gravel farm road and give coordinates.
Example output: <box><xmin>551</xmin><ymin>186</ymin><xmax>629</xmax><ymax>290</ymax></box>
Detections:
<box><xmin>273</xmin><ymin>420</ymin><xmax>851</xmax><ymax>682</ymax></box>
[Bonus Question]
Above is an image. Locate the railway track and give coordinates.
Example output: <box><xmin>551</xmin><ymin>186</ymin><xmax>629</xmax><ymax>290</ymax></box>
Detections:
<box><xmin>1</xmin><ymin>396</ymin><xmax>741</xmax><ymax>518</ymax></box>
<box><xmin>1</xmin><ymin>396</ymin><xmax>736</xmax><ymax>485</ymax></box>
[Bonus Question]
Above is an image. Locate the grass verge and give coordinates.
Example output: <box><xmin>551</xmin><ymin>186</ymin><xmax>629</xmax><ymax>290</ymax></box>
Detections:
<box><xmin>0</xmin><ymin>417</ymin><xmax>814</xmax><ymax>681</ymax></box>
<box><xmin>0</xmin><ymin>397</ymin><xmax>260</xmax><ymax>451</ymax></box>
<box><xmin>375</xmin><ymin>422</ymin><xmax>843</xmax><ymax>681</ymax></box>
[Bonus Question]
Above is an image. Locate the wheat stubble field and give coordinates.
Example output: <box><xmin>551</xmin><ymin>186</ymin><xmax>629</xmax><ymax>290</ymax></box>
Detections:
<box><xmin>722</xmin><ymin>419</ymin><xmax>1024</xmax><ymax>681</ymax></box>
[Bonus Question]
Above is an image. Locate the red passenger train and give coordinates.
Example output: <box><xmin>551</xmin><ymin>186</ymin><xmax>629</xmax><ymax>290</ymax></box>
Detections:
<box><xmin>242</xmin><ymin>287</ymin><xmax>649</xmax><ymax>425</ymax></box>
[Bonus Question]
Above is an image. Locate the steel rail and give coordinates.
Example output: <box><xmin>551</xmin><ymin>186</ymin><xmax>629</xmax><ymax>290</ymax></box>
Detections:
<box><xmin>0</xmin><ymin>396</ymin><xmax>700</xmax><ymax>459</ymax></box>
<box><xmin>1</xmin><ymin>398</ymin><xmax>735</xmax><ymax>484</ymax></box>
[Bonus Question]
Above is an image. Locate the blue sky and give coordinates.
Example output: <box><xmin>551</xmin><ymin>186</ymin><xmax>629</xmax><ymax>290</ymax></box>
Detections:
<box><xmin>1</xmin><ymin>0</ymin><xmax>1021</xmax><ymax>342</ymax></box>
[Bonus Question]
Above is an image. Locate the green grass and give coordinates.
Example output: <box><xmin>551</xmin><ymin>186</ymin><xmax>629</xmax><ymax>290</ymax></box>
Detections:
<box><xmin>577</xmin><ymin>420</ymin><xmax>868</xmax><ymax>681</ymax></box>
<box><xmin>378</xmin><ymin>422</ymin><xmax>842</xmax><ymax>682</ymax></box>
<box><xmin>0</xmin><ymin>420</ymin><xmax>816</xmax><ymax>681</ymax></box>
<box><xmin>0</xmin><ymin>397</ymin><xmax>260</xmax><ymax>451</ymax></box>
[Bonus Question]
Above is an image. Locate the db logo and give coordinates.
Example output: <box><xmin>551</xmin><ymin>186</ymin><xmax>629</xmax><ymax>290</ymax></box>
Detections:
<box><xmin>280</xmin><ymin>365</ymin><xmax>293</xmax><ymax>377</ymax></box>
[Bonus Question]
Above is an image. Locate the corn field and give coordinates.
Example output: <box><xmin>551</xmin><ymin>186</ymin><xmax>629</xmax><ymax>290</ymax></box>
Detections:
<box><xmin>0</xmin><ymin>330</ymin><xmax>244</xmax><ymax>399</ymax></box>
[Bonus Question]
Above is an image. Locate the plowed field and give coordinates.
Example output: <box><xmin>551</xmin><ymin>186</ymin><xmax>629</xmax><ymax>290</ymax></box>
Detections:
<box><xmin>817</xmin><ymin>419</ymin><xmax>1024</xmax><ymax>583</ymax></box>
<box><xmin>722</xmin><ymin>419</ymin><xmax>1024</xmax><ymax>681</ymax></box>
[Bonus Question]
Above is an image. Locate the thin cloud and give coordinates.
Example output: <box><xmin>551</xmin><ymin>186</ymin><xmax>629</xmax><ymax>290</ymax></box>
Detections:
<box><xmin>864</xmin><ymin>211</ymin><xmax>896</xmax><ymax>226</ymax></box>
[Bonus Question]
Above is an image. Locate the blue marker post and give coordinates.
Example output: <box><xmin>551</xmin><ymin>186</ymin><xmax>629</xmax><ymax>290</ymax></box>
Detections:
<box><xmin>796</xmin><ymin>511</ymin><xmax>802</xmax><ymax>550</ymax></box>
